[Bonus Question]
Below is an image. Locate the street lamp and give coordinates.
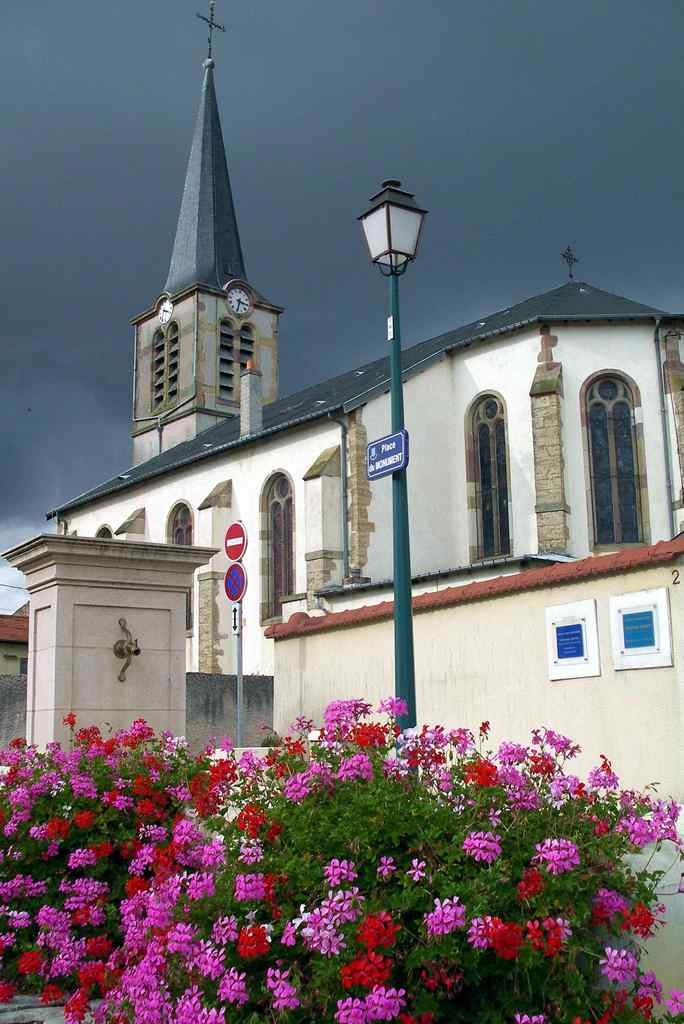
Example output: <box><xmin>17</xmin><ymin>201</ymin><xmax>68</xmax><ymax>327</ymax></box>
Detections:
<box><xmin>359</xmin><ymin>180</ymin><xmax>427</xmax><ymax>730</ymax></box>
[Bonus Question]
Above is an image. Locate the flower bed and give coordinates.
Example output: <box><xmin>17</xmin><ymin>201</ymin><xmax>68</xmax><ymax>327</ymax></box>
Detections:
<box><xmin>1</xmin><ymin>700</ymin><xmax>683</xmax><ymax>1024</ymax></box>
<box><xmin>0</xmin><ymin>716</ymin><xmax>233</xmax><ymax>1017</ymax></box>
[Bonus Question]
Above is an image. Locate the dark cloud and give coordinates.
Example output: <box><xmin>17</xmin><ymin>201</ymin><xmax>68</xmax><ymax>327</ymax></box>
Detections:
<box><xmin>2</xmin><ymin>0</ymin><xmax>684</xmax><ymax>587</ymax></box>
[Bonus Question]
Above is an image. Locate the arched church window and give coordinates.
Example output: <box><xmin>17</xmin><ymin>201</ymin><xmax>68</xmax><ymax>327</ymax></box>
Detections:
<box><xmin>471</xmin><ymin>395</ymin><xmax>511</xmax><ymax>559</ymax></box>
<box><xmin>239</xmin><ymin>323</ymin><xmax>254</xmax><ymax>370</ymax></box>
<box><xmin>95</xmin><ymin>526</ymin><xmax>113</xmax><ymax>539</ymax></box>
<box><xmin>586</xmin><ymin>376</ymin><xmax>641</xmax><ymax>544</ymax></box>
<box><xmin>219</xmin><ymin>320</ymin><xmax>235</xmax><ymax>401</ymax></box>
<box><xmin>265</xmin><ymin>473</ymin><xmax>294</xmax><ymax>618</ymax></box>
<box><xmin>168</xmin><ymin>503</ymin><xmax>193</xmax><ymax>546</ymax></box>
<box><xmin>152</xmin><ymin>322</ymin><xmax>180</xmax><ymax>409</ymax></box>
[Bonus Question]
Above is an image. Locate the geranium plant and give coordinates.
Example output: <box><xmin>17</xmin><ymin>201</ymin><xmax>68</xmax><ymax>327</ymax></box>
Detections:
<box><xmin>0</xmin><ymin>715</ymin><xmax>234</xmax><ymax>1016</ymax></box>
<box><xmin>97</xmin><ymin>699</ymin><xmax>684</xmax><ymax>1024</ymax></box>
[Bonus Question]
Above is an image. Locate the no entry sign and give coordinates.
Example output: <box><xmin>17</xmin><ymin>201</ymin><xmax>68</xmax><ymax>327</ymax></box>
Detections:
<box><xmin>224</xmin><ymin>562</ymin><xmax>248</xmax><ymax>603</ymax></box>
<box><xmin>225</xmin><ymin>520</ymin><xmax>248</xmax><ymax>561</ymax></box>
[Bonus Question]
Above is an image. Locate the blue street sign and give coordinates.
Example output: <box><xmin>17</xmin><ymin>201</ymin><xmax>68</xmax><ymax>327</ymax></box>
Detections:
<box><xmin>367</xmin><ymin>429</ymin><xmax>409</xmax><ymax>481</ymax></box>
<box><xmin>622</xmin><ymin>610</ymin><xmax>656</xmax><ymax>650</ymax></box>
<box><xmin>555</xmin><ymin>622</ymin><xmax>585</xmax><ymax>661</ymax></box>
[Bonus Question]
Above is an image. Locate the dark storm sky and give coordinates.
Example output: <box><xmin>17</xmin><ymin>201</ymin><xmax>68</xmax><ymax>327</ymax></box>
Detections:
<box><xmin>2</xmin><ymin>0</ymin><xmax>684</xmax><ymax>606</ymax></box>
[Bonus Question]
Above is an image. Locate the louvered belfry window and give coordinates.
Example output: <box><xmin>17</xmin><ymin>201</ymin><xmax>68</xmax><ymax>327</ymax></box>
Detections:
<box><xmin>152</xmin><ymin>322</ymin><xmax>180</xmax><ymax>408</ymax></box>
<box><xmin>587</xmin><ymin>376</ymin><xmax>641</xmax><ymax>544</ymax></box>
<box><xmin>266</xmin><ymin>473</ymin><xmax>294</xmax><ymax>617</ymax></box>
<box><xmin>472</xmin><ymin>395</ymin><xmax>511</xmax><ymax>559</ymax></box>
<box><xmin>170</xmin><ymin>504</ymin><xmax>193</xmax><ymax>546</ymax></box>
<box><xmin>239</xmin><ymin>323</ymin><xmax>254</xmax><ymax>370</ymax></box>
<box><xmin>219</xmin><ymin>320</ymin><xmax>235</xmax><ymax>400</ymax></box>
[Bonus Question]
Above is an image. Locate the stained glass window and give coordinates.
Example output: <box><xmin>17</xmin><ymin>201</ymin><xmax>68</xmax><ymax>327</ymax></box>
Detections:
<box><xmin>169</xmin><ymin>504</ymin><xmax>193</xmax><ymax>546</ymax></box>
<box><xmin>266</xmin><ymin>473</ymin><xmax>294</xmax><ymax>617</ymax></box>
<box><xmin>586</xmin><ymin>376</ymin><xmax>640</xmax><ymax>544</ymax></box>
<box><xmin>472</xmin><ymin>395</ymin><xmax>511</xmax><ymax>559</ymax></box>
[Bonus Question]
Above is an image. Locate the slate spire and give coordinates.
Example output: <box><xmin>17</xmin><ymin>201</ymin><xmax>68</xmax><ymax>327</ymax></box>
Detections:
<box><xmin>164</xmin><ymin>57</ymin><xmax>246</xmax><ymax>295</ymax></box>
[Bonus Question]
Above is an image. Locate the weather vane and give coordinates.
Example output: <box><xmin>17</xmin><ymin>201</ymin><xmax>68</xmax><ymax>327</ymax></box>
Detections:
<box><xmin>560</xmin><ymin>245</ymin><xmax>579</xmax><ymax>280</ymax></box>
<box><xmin>197</xmin><ymin>0</ymin><xmax>225</xmax><ymax>59</ymax></box>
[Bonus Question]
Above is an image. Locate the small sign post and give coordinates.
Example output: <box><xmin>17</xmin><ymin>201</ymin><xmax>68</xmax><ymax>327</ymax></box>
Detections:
<box><xmin>366</xmin><ymin>429</ymin><xmax>409</xmax><ymax>482</ymax></box>
<box><xmin>224</xmin><ymin>522</ymin><xmax>248</xmax><ymax>746</ymax></box>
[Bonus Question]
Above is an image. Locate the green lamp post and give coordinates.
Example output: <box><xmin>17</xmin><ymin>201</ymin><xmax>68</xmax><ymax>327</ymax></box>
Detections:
<box><xmin>359</xmin><ymin>180</ymin><xmax>427</xmax><ymax>729</ymax></box>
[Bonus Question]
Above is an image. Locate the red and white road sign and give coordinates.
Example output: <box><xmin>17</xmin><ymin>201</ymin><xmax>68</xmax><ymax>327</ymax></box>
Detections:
<box><xmin>224</xmin><ymin>562</ymin><xmax>248</xmax><ymax>603</ymax></box>
<box><xmin>224</xmin><ymin>521</ymin><xmax>248</xmax><ymax>561</ymax></box>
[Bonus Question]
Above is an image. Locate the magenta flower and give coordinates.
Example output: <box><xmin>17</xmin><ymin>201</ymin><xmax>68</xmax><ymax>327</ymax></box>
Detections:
<box><xmin>600</xmin><ymin>946</ymin><xmax>639</xmax><ymax>984</ymax></box>
<box><xmin>514</xmin><ymin>1015</ymin><xmax>546</xmax><ymax>1024</ymax></box>
<box><xmin>377</xmin><ymin>697</ymin><xmax>408</xmax><ymax>718</ymax></box>
<box><xmin>210</xmin><ymin>915</ymin><xmax>238</xmax><ymax>944</ymax></box>
<box><xmin>462</xmin><ymin>830</ymin><xmax>502</xmax><ymax>864</ymax></box>
<box><xmin>283</xmin><ymin>773</ymin><xmax>311</xmax><ymax>802</ymax></box>
<box><xmin>335</xmin><ymin>996</ymin><xmax>368</xmax><ymax>1024</ymax></box>
<box><xmin>218</xmin><ymin>967</ymin><xmax>249</xmax><ymax>1006</ymax></box>
<box><xmin>325</xmin><ymin>858</ymin><xmax>357</xmax><ymax>887</ymax></box>
<box><xmin>377</xmin><ymin>856</ymin><xmax>397</xmax><ymax>879</ymax></box>
<box><xmin>233</xmin><ymin>872</ymin><xmax>266</xmax><ymax>901</ymax></box>
<box><xmin>67</xmin><ymin>848</ymin><xmax>97</xmax><ymax>870</ymax></box>
<box><xmin>665</xmin><ymin>990</ymin><xmax>684</xmax><ymax>1015</ymax></box>
<box><xmin>266</xmin><ymin>967</ymin><xmax>301</xmax><ymax>1010</ymax></box>
<box><xmin>365</xmin><ymin>985</ymin><xmax>406</xmax><ymax>1020</ymax></box>
<box><xmin>533</xmin><ymin>837</ymin><xmax>580</xmax><ymax>874</ymax></box>
<box><xmin>336</xmin><ymin>754</ymin><xmax>374</xmax><ymax>782</ymax></box>
<box><xmin>424</xmin><ymin>896</ymin><xmax>466</xmax><ymax>937</ymax></box>
<box><xmin>406</xmin><ymin>858</ymin><xmax>426</xmax><ymax>882</ymax></box>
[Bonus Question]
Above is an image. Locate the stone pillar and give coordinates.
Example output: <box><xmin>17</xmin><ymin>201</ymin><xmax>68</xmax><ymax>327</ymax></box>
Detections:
<box><xmin>662</xmin><ymin>326</ymin><xmax>684</xmax><ymax>508</ymax></box>
<box><xmin>2</xmin><ymin>535</ymin><xmax>216</xmax><ymax>748</ymax></box>
<box><xmin>303</xmin><ymin>445</ymin><xmax>343</xmax><ymax>604</ymax></box>
<box><xmin>529</xmin><ymin>326</ymin><xmax>569</xmax><ymax>553</ymax></box>
<box><xmin>347</xmin><ymin>410</ymin><xmax>374</xmax><ymax>578</ymax></box>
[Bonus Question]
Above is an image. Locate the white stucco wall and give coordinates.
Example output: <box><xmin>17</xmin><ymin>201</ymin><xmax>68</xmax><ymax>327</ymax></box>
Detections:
<box><xmin>66</xmin><ymin>419</ymin><xmax>342</xmax><ymax>677</ymax></box>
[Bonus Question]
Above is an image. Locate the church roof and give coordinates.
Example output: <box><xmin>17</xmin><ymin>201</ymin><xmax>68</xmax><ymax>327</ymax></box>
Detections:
<box><xmin>49</xmin><ymin>279</ymin><xmax>675</xmax><ymax>517</ymax></box>
<box><xmin>164</xmin><ymin>58</ymin><xmax>246</xmax><ymax>295</ymax></box>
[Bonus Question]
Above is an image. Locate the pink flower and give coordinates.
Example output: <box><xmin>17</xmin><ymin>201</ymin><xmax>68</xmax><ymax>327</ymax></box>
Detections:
<box><xmin>218</xmin><ymin>967</ymin><xmax>249</xmax><ymax>1005</ymax></box>
<box><xmin>377</xmin><ymin>697</ymin><xmax>408</xmax><ymax>718</ymax></box>
<box><xmin>406</xmin><ymin>858</ymin><xmax>426</xmax><ymax>882</ymax></box>
<box><xmin>67</xmin><ymin>849</ymin><xmax>96</xmax><ymax>870</ymax></box>
<box><xmin>266</xmin><ymin>967</ymin><xmax>300</xmax><ymax>1010</ymax></box>
<box><xmin>283</xmin><ymin>773</ymin><xmax>310</xmax><ymax>802</ymax></box>
<box><xmin>665</xmin><ymin>989</ymin><xmax>684</xmax><ymax>1015</ymax></box>
<box><xmin>325</xmin><ymin>859</ymin><xmax>358</xmax><ymax>887</ymax></box>
<box><xmin>514</xmin><ymin>1015</ymin><xmax>546</xmax><ymax>1024</ymax></box>
<box><xmin>280</xmin><ymin>921</ymin><xmax>297</xmax><ymax>946</ymax></box>
<box><xmin>364</xmin><ymin>986</ymin><xmax>406</xmax><ymax>1020</ymax></box>
<box><xmin>335</xmin><ymin>996</ymin><xmax>367</xmax><ymax>1024</ymax></box>
<box><xmin>533</xmin><ymin>837</ymin><xmax>580</xmax><ymax>875</ymax></box>
<box><xmin>462</xmin><ymin>830</ymin><xmax>502</xmax><ymax>864</ymax></box>
<box><xmin>600</xmin><ymin>946</ymin><xmax>639</xmax><ymax>984</ymax></box>
<box><xmin>424</xmin><ymin>897</ymin><xmax>466</xmax><ymax>937</ymax></box>
<box><xmin>233</xmin><ymin>873</ymin><xmax>266</xmax><ymax>901</ymax></box>
<box><xmin>211</xmin><ymin>916</ymin><xmax>238</xmax><ymax>944</ymax></box>
<box><xmin>337</xmin><ymin>754</ymin><xmax>374</xmax><ymax>783</ymax></box>
<box><xmin>377</xmin><ymin>856</ymin><xmax>396</xmax><ymax>879</ymax></box>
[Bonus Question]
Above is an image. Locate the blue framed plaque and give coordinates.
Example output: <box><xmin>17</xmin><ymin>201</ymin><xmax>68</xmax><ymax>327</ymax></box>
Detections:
<box><xmin>555</xmin><ymin>622</ymin><xmax>585</xmax><ymax>661</ymax></box>
<box><xmin>622</xmin><ymin>609</ymin><xmax>656</xmax><ymax>650</ymax></box>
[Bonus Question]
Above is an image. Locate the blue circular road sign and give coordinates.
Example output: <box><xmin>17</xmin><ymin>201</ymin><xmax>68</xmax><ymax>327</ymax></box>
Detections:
<box><xmin>224</xmin><ymin>562</ymin><xmax>247</xmax><ymax>602</ymax></box>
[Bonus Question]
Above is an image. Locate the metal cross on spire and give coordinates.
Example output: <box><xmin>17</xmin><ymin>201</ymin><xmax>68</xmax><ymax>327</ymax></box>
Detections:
<box><xmin>560</xmin><ymin>245</ymin><xmax>579</xmax><ymax>279</ymax></box>
<box><xmin>196</xmin><ymin>0</ymin><xmax>225</xmax><ymax>59</ymax></box>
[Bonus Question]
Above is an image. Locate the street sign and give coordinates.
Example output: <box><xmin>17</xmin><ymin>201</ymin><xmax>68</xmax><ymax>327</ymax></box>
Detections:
<box><xmin>230</xmin><ymin>603</ymin><xmax>242</xmax><ymax>636</ymax></box>
<box><xmin>225</xmin><ymin>521</ymin><xmax>248</xmax><ymax>562</ymax></box>
<box><xmin>367</xmin><ymin>429</ymin><xmax>409</xmax><ymax>481</ymax></box>
<box><xmin>224</xmin><ymin>562</ymin><xmax>248</xmax><ymax>602</ymax></box>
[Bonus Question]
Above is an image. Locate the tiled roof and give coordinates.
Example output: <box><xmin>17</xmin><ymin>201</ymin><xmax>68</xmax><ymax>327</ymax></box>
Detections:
<box><xmin>0</xmin><ymin>614</ymin><xmax>28</xmax><ymax>644</ymax></box>
<box><xmin>265</xmin><ymin>536</ymin><xmax>684</xmax><ymax>640</ymax></box>
<box><xmin>50</xmin><ymin>280</ymin><xmax>676</xmax><ymax>517</ymax></box>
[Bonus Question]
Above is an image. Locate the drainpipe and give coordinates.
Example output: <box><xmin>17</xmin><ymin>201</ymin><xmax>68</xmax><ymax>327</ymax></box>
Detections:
<box><xmin>328</xmin><ymin>412</ymin><xmax>350</xmax><ymax>581</ymax></box>
<box><xmin>654</xmin><ymin>316</ymin><xmax>677</xmax><ymax>538</ymax></box>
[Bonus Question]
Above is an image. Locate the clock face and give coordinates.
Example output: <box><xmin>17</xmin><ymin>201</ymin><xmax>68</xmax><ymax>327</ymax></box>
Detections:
<box><xmin>226</xmin><ymin>287</ymin><xmax>252</xmax><ymax>316</ymax></box>
<box><xmin>158</xmin><ymin>298</ymin><xmax>174</xmax><ymax>325</ymax></box>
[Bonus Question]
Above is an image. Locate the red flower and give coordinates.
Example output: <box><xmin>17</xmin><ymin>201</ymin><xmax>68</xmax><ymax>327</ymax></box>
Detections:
<box><xmin>90</xmin><ymin>841</ymin><xmax>113</xmax><ymax>859</ymax></box>
<box><xmin>64</xmin><ymin>988</ymin><xmax>89</xmax><ymax>1022</ymax></box>
<box><xmin>356</xmin><ymin>912</ymin><xmax>401</xmax><ymax>951</ymax></box>
<box><xmin>633</xmin><ymin>996</ymin><xmax>653</xmax><ymax>1019</ymax></box>
<box><xmin>528</xmin><ymin>752</ymin><xmax>556</xmax><ymax>777</ymax></box>
<box><xmin>18</xmin><ymin>950</ymin><xmax>44</xmax><ymax>975</ymax></box>
<box><xmin>479</xmin><ymin>720</ymin><xmax>490</xmax><ymax>737</ymax></box>
<box><xmin>0</xmin><ymin>982</ymin><xmax>16</xmax><ymax>1003</ymax></box>
<box><xmin>517</xmin><ymin>866</ymin><xmax>544</xmax><ymax>901</ymax></box>
<box><xmin>489</xmin><ymin>920</ymin><xmax>524</xmax><ymax>960</ymax></box>
<box><xmin>86</xmin><ymin>936</ymin><xmax>113</xmax><ymax>958</ymax></box>
<box><xmin>41</xmin><ymin>984</ymin><xmax>65</xmax><ymax>1005</ymax></box>
<box><xmin>79</xmin><ymin>961</ymin><xmax>106</xmax><ymax>992</ymax></box>
<box><xmin>236</xmin><ymin>803</ymin><xmax>267</xmax><ymax>838</ymax></box>
<box><xmin>237</xmin><ymin>924</ymin><xmax>270</xmax><ymax>958</ymax></box>
<box><xmin>125</xmin><ymin>877</ymin><xmax>150</xmax><ymax>898</ymax></box>
<box><xmin>63</xmin><ymin>711</ymin><xmax>77</xmax><ymax>728</ymax></box>
<box><xmin>621</xmin><ymin>902</ymin><xmax>659</xmax><ymax>938</ymax></box>
<box><xmin>400</xmin><ymin>1015</ymin><xmax>435</xmax><ymax>1024</ymax></box>
<box><xmin>464</xmin><ymin>758</ymin><xmax>498</xmax><ymax>787</ymax></box>
<box><xmin>45</xmin><ymin>817</ymin><xmax>70</xmax><ymax>840</ymax></box>
<box><xmin>340</xmin><ymin>951</ymin><xmax>393</xmax><ymax>989</ymax></box>
<box><xmin>74</xmin><ymin>810</ymin><xmax>96</xmax><ymax>829</ymax></box>
<box><xmin>265</xmin><ymin>820</ymin><xmax>283</xmax><ymax>844</ymax></box>
<box><xmin>352</xmin><ymin>723</ymin><xmax>388</xmax><ymax>748</ymax></box>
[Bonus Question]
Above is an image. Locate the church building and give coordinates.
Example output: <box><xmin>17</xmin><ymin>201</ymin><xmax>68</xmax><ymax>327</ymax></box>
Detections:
<box><xmin>49</xmin><ymin>51</ymin><xmax>684</xmax><ymax>688</ymax></box>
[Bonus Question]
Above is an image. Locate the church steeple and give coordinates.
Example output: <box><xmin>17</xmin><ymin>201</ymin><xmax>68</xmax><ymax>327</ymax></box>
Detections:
<box><xmin>164</xmin><ymin>56</ymin><xmax>246</xmax><ymax>295</ymax></box>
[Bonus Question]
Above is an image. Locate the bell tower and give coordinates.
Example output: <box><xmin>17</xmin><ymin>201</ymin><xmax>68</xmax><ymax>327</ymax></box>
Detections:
<box><xmin>130</xmin><ymin>35</ymin><xmax>282</xmax><ymax>466</ymax></box>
